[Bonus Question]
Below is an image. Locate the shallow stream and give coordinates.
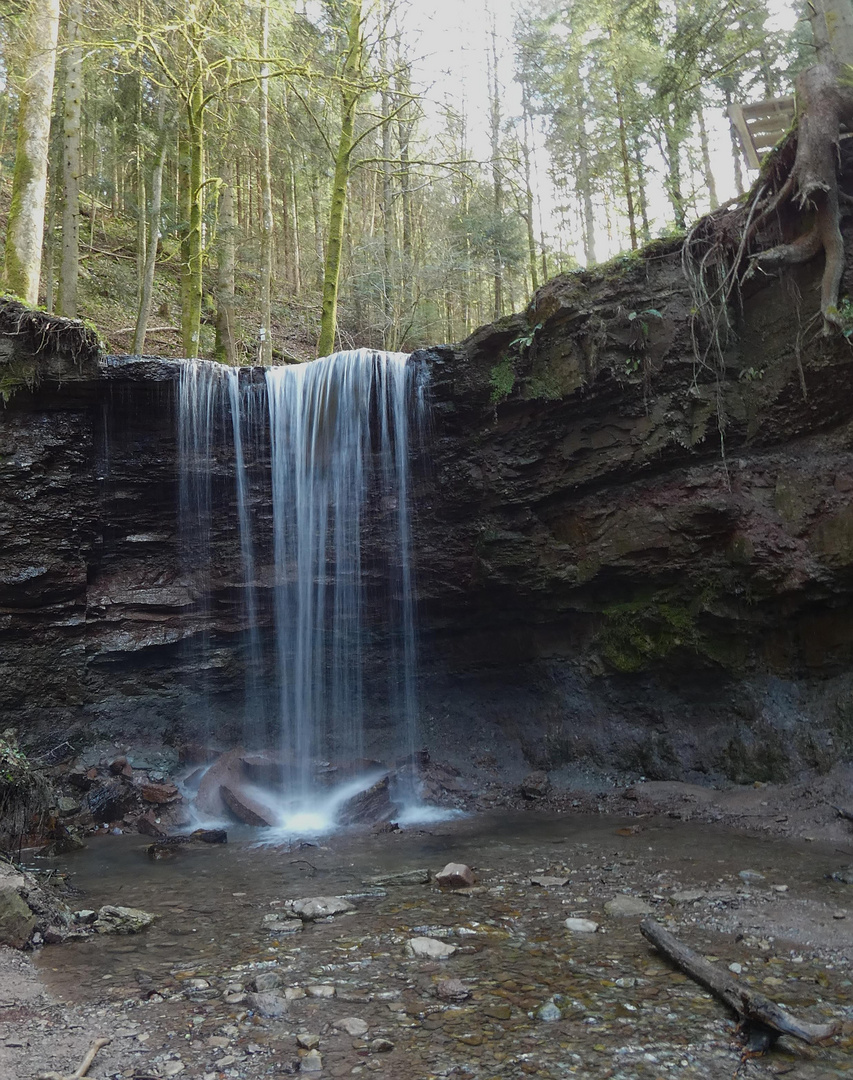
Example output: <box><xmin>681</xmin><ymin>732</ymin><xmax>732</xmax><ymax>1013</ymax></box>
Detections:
<box><xmin>33</xmin><ymin>813</ymin><xmax>853</xmax><ymax>1079</ymax></box>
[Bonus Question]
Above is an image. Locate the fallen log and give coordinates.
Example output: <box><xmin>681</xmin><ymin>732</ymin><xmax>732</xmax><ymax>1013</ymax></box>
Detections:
<box><xmin>639</xmin><ymin>918</ymin><xmax>840</xmax><ymax>1047</ymax></box>
<box><xmin>38</xmin><ymin>1036</ymin><xmax>111</xmax><ymax>1080</ymax></box>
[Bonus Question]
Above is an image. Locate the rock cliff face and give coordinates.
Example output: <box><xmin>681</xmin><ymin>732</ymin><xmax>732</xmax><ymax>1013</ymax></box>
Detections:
<box><xmin>3</xmin><ymin>236</ymin><xmax>853</xmax><ymax>786</ymax></box>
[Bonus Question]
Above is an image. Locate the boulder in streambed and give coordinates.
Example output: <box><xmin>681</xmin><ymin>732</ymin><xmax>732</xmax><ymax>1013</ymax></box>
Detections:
<box><xmin>435</xmin><ymin>863</ymin><xmax>476</xmax><ymax>888</ymax></box>
<box><xmin>220</xmin><ymin>785</ymin><xmax>277</xmax><ymax>827</ymax></box>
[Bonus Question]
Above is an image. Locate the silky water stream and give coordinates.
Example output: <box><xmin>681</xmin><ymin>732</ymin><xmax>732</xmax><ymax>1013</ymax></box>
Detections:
<box><xmin>34</xmin><ymin>814</ymin><xmax>853</xmax><ymax>1079</ymax></box>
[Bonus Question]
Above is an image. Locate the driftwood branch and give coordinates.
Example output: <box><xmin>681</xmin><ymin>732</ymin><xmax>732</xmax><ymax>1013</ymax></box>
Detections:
<box><xmin>37</xmin><ymin>1036</ymin><xmax>111</xmax><ymax>1080</ymax></box>
<box><xmin>831</xmin><ymin>803</ymin><xmax>853</xmax><ymax>822</ymax></box>
<box><xmin>639</xmin><ymin>918</ymin><xmax>840</xmax><ymax>1047</ymax></box>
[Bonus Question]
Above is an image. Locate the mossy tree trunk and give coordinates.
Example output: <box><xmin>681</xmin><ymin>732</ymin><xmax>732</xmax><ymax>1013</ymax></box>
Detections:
<box><xmin>58</xmin><ymin>0</ymin><xmax>82</xmax><ymax>317</ymax></box>
<box><xmin>180</xmin><ymin>77</ymin><xmax>205</xmax><ymax>358</ymax></box>
<box><xmin>133</xmin><ymin>92</ymin><xmax>169</xmax><ymax>355</ymax></box>
<box><xmin>2</xmin><ymin>0</ymin><xmax>60</xmax><ymax>306</ymax></box>
<box><xmin>214</xmin><ymin>157</ymin><xmax>238</xmax><ymax>364</ymax></box>
<box><xmin>317</xmin><ymin>0</ymin><xmax>365</xmax><ymax>359</ymax></box>
<box><xmin>258</xmin><ymin>0</ymin><xmax>273</xmax><ymax>365</ymax></box>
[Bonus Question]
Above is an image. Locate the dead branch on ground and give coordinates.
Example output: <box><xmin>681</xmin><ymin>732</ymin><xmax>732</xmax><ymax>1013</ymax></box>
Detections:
<box><xmin>639</xmin><ymin>918</ymin><xmax>840</xmax><ymax>1048</ymax></box>
<box><xmin>37</xmin><ymin>1036</ymin><xmax>111</xmax><ymax>1080</ymax></box>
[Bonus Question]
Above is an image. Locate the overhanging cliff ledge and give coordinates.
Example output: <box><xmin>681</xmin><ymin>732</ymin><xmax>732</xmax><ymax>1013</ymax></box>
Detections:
<box><xmin>3</xmin><ymin>231</ymin><xmax>853</xmax><ymax>787</ymax></box>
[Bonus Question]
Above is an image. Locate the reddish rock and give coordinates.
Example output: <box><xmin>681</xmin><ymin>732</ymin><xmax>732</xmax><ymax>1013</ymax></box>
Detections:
<box><xmin>435</xmin><ymin>862</ymin><xmax>476</xmax><ymax>888</ymax></box>
<box><xmin>136</xmin><ymin>811</ymin><xmax>169</xmax><ymax>838</ymax></box>
<box><xmin>221</xmin><ymin>785</ymin><xmax>277</xmax><ymax>827</ymax></box>
<box><xmin>139</xmin><ymin>781</ymin><xmax>181</xmax><ymax>805</ymax></box>
<box><xmin>337</xmin><ymin>775</ymin><xmax>395</xmax><ymax>825</ymax></box>
<box><xmin>194</xmin><ymin>748</ymin><xmax>247</xmax><ymax>818</ymax></box>
<box><xmin>240</xmin><ymin>751</ymin><xmax>288</xmax><ymax>786</ymax></box>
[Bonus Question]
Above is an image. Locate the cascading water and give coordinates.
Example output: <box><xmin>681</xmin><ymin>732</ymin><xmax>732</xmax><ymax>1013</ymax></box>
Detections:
<box><xmin>177</xmin><ymin>349</ymin><xmax>428</xmax><ymax>831</ymax></box>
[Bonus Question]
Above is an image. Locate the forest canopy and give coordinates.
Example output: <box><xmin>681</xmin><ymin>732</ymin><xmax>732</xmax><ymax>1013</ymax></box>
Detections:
<box><xmin>0</xmin><ymin>1</ymin><xmax>820</xmax><ymax>360</ymax></box>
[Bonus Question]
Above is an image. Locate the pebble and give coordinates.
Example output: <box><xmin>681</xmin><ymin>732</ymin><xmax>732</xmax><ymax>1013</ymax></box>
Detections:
<box><xmin>301</xmin><ymin>1049</ymin><xmax>323</xmax><ymax>1072</ymax></box>
<box><xmin>771</xmin><ymin>884</ymin><xmax>789</xmax><ymax>893</ymax></box>
<box><xmin>306</xmin><ymin>984</ymin><xmax>336</xmax><ymax>998</ymax></box>
<box><xmin>738</xmin><ymin>870</ymin><xmax>765</xmax><ymax>883</ymax></box>
<box><xmin>370</xmin><ymin>1038</ymin><xmax>394</xmax><ymax>1053</ymax></box>
<box><xmin>564</xmin><ymin>917</ymin><xmax>599</xmax><ymax>933</ymax></box>
<box><xmin>536</xmin><ymin>999</ymin><xmax>562</xmax><ymax>1022</ymax></box>
<box><xmin>404</xmin><ymin>936</ymin><xmax>457</xmax><ymax>960</ymax></box>
<box><xmin>297</xmin><ymin>1033</ymin><xmax>320</xmax><ymax>1050</ymax></box>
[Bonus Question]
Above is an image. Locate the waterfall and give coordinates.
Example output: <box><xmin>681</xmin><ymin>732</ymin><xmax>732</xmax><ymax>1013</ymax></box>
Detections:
<box><xmin>177</xmin><ymin>349</ymin><xmax>427</xmax><ymax>820</ymax></box>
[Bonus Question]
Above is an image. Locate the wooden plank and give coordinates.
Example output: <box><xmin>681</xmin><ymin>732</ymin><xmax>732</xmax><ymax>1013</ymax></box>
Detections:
<box><xmin>728</xmin><ymin>102</ymin><xmax>761</xmax><ymax>170</ymax></box>
<box><xmin>728</xmin><ymin>97</ymin><xmax>796</xmax><ymax>171</ymax></box>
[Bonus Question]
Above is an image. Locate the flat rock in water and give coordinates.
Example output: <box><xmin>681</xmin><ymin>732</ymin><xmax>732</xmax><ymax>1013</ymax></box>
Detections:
<box><xmin>405</xmin><ymin>936</ymin><xmax>457</xmax><ymax>959</ymax></box>
<box><xmin>333</xmin><ymin>1017</ymin><xmax>368</xmax><ymax>1036</ymax></box>
<box><xmin>435</xmin><ymin>863</ymin><xmax>476</xmax><ymax>888</ymax></box>
<box><xmin>245</xmin><ymin>991</ymin><xmax>288</xmax><ymax>1018</ymax></box>
<box><xmin>564</xmin><ymin>917</ymin><xmax>599</xmax><ymax>933</ymax></box>
<box><xmin>220</xmin><ymin>785</ymin><xmax>277</xmax><ymax>827</ymax></box>
<box><xmin>262</xmin><ymin>915</ymin><xmax>303</xmax><ymax>934</ymax></box>
<box><xmin>366</xmin><ymin>868</ymin><xmax>430</xmax><ymax>887</ymax></box>
<box><xmin>337</xmin><ymin>775</ymin><xmax>396</xmax><ymax>825</ymax></box>
<box><xmin>284</xmin><ymin>896</ymin><xmax>355</xmax><ymax>921</ymax></box>
<box><xmin>435</xmin><ymin>978</ymin><xmax>470</xmax><ymax>1000</ymax></box>
<box><xmin>530</xmin><ymin>875</ymin><xmax>569</xmax><ymax>887</ymax></box>
<box><xmin>671</xmin><ymin>889</ymin><xmax>705</xmax><ymax>904</ymax></box>
<box><xmin>604</xmin><ymin>895</ymin><xmax>653</xmax><ymax>917</ymax></box>
<box><xmin>94</xmin><ymin>905</ymin><xmax>157</xmax><ymax>934</ymax></box>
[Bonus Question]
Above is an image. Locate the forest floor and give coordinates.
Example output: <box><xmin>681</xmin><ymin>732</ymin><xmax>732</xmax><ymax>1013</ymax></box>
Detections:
<box><xmin>1</xmin><ymin>776</ymin><xmax>852</xmax><ymax>1080</ymax></box>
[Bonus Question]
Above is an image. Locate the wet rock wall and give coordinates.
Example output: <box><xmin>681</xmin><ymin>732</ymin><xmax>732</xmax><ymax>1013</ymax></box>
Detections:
<box><xmin>3</xmin><ymin>238</ymin><xmax>853</xmax><ymax>786</ymax></box>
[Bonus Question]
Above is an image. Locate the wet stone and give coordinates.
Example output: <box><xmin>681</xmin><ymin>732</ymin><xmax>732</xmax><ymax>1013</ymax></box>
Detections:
<box><xmin>306</xmin><ymin>983</ymin><xmax>336</xmax><ymax>997</ymax></box>
<box><xmin>405</xmin><ymin>936</ymin><xmax>457</xmax><ymax>960</ymax></box>
<box><xmin>333</xmin><ymin>1017</ymin><xmax>369</xmax><ymax>1036</ymax></box>
<box><xmin>370</xmin><ymin>1038</ymin><xmax>395</xmax><ymax>1053</ymax></box>
<box><xmin>301</xmin><ymin>1048</ymin><xmax>323</xmax><ymax>1072</ymax></box>
<box><xmin>297</xmin><ymin>1033</ymin><xmax>321</xmax><ymax>1050</ymax></box>
<box><xmin>284</xmin><ymin>896</ymin><xmax>356</xmax><ymax>920</ymax></box>
<box><xmin>249</xmin><ymin>971</ymin><xmax>282</xmax><ymax>992</ymax></box>
<box><xmin>245</xmin><ymin>991</ymin><xmax>288</xmax><ymax>1017</ymax></box>
<box><xmin>564</xmin><ymin>918</ymin><xmax>599</xmax><ymax>933</ymax></box>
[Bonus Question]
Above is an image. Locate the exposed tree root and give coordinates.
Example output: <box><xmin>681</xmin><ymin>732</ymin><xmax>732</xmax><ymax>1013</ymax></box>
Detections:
<box><xmin>684</xmin><ymin>62</ymin><xmax>853</xmax><ymax>344</ymax></box>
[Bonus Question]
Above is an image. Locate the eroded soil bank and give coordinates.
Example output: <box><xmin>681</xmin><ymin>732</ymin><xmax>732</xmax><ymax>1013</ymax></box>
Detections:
<box><xmin>2</xmin><ymin>798</ymin><xmax>852</xmax><ymax>1080</ymax></box>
